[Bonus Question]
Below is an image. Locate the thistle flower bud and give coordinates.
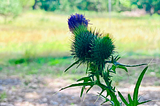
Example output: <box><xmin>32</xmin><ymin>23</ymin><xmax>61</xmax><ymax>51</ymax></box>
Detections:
<box><xmin>68</xmin><ymin>14</ymin><xmax>115</xmax><ymax>65</ymax></box>
<box><xmin>68</xmin><ymin>14</ymin><xmax>89</xmax><ymax>33</ymax></box>
<box><xmin>91</xmin><ymin>35</ymin><xmax>115</xmax><ymax>64</ymax></box>
<box><xmin>71</xmin><ymin>26</ymin><xmax>96</xmax><ymax>63</ymax></box>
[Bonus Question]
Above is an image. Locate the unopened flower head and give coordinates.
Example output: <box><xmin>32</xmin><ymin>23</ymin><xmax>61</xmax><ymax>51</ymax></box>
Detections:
<box><xmin>91</xmin><ymin>35</ymin><xmax>115</xmax><ymax>64</ymax></box>
<box><xmin>68</xmin><ymin>14</ymin><xmax>114</xmax><ymax>64</ymax></box>
<box><xmin>68</xmin><ymin>14</ymin><xmax>89</xmax><ymax>33</ymax></box>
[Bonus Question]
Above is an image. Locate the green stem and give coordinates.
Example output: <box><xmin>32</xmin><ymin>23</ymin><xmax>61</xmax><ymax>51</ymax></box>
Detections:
<box><xmin>95</xmin><ymin>70</ymin><xmax>120</xmax><ymax>106</ymax></box>
<box><xmin>103</xmin><ymin>79</ymin><xmax>120</xmax><ymax>105</ymax></box>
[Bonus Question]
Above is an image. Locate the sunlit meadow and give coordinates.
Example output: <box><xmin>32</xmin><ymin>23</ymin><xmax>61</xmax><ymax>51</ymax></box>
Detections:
<box><xmin>0</xmin><ymin>10</ymin><xmax>160</xmax><ymax>60</ymax></box>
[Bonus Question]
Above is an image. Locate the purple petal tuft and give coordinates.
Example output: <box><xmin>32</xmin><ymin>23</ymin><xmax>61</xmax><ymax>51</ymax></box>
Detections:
<box><xmin>68</xmin><ymin>13</ymin><xmax>89</xmax><ymax>33</ymax></box>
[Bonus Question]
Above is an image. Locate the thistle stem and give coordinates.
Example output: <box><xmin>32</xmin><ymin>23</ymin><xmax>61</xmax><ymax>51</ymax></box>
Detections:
<box><xmin>95</xmin><ymin>65</ymin><xmax>120</xmax><ymax>106</ymax></box>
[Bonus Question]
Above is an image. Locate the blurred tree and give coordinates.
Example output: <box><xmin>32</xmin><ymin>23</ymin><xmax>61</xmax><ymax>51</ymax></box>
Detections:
<box><xmin>19</xmin><ymin>0</ymin><xmax>35</xmax><ymax>9</ymax></box>
<box><xmin>112</xmin><ymin>0</ymin><xmax>131</xmax><ymax>12</ymax></box>
<box><xmin>30</xmin><ymin>0</ymin><xmax>160</xmax><ymax>15</ymax></box>
<box><xmin>131</xmin><ymin>0</ymin><xmax>160</xmax><ymax>15</ymax></box>
<box><xmin>33</xmin><ymin>0</ymin><xmax>38</xmax><ymax>9</ymax></box>
<box><xmin>0</xmin><ymin>0</ymin><xmax>22</xmax><ymax>23</ymax></box>
<box><xmin>120</xmin><ymin>0</ymin><xmax>131</xmax><ymax>8</ymax></box>
<box><xmin>35</xmin><ymin>0</ymin><xmax>110</xmax><ymax>12</ymax></box>
<box><xmin>76</xmin><ymin>0</ymin><xmax>109</xmax><ymax>12</ymax></box>
<box><xmin>38</xmin><ymin>0</ymin><xmax>60</xmax><ymax>11</ymax></box>
<box><xmin>59</xmin><ymin>0</ymin><xmax>71</xmax><ymax>12</ymax></box>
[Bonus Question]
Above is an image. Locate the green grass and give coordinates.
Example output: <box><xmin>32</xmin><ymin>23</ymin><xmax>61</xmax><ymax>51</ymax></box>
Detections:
<box><xmin>0</xmin><ymin>92</ymin><xmax>7</xmax><ymax>102</ymax></box>
<box><xmin>0</xmin><ymin>10</ymin><xmax>71</xmax><ymax>60</ymax></box>
<box><xmin>0</xmin><ymin>10</ymin><xmax>160</xmax><ymax>60</ymax></box>
<box><xmin>0</xmin><ymin>57</ymin><xmax>87</xmax><ymax>79</ymax></box>
<box><xmin>0</xmin><ymin>10</ymin><xmax>159</xmax><ymax>85</ymax></box>
<box><xmin>0</xmin><ymin>56</ymin><xmax>159</xmax><ymax>85</ymax></box>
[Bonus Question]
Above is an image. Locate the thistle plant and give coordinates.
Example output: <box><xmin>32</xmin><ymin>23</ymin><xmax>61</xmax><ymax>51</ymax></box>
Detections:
<box><xmin>60</xmin><ymin>13</ymin><xmax>151</xmax><ymax>106</ymax></box>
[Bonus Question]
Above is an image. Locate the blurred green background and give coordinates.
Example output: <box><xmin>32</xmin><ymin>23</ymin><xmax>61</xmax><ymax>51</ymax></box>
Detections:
<box><xmin>0</xmin><ymin>0</ymin><xmax>160</xmax><ymax>82</ymax></box>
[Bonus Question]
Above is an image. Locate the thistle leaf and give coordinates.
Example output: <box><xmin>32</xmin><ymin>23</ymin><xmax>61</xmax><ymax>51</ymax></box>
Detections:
<box><xmin>128</xmin><ymin>94</ymin><xmax>133</xmax><ymax>104</ymax></box>
<box><xmin>80</xmin><ymin>86</ymin><xmax>85</xmax><ymax>97</ymax></box>
<box><xmin>138</xmin><ymin>100</ymin><xmax>151</xmax><ymax>105</ymax></box>
<box><xmin>86</xmin><ymin>85</ymin><xmax>94</xmax><ymax>93</ymax></box>
<box><xmin>118</xmin><ymin>91</ymin><xmax>129</xmax><ymax>106</ymax></box>
<box><xmin>64</xmin><ymin>60</ymin><xmax>80</xmax><ymax>72</ymax></box>
<box><xmin>117</xmin><ymin>65</ymin><xmax>128</xmax><ymax>72</ymax></box>
<box><xmin>60</xmin><ymin>82</ymin><xmax>94</xmax><ymax>91</ymax></box>
<box><xmin>133</xmin><ymin>66</ymin><xmax>148</xmax><ymax>105</ymax></box>
<box><xmin>77</xmin><ymin>76</ymin><xmax>93</xmax><ymax>97</ymax></box>
<box><xmin>77</xmin><ymin>76</ymin><xmax>92</xmax><ymax>82</ymax></box>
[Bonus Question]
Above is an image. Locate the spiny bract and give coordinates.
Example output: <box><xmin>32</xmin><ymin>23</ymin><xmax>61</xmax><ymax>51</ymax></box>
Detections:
<box><xmin>71</xmin><ymin>25</ymin><xmax>97</xmax><ymax>63</ymax></box>
<box><xmin>91</xmin><ymin>35</ymin><xmax>115</xmax><ymax>64</ymax></box>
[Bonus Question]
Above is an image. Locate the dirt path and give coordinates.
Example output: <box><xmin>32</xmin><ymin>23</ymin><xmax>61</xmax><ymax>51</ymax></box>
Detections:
<box><xmin>0</xmin><ymin>76</ymin><xmax>160</xmax><ymax>106</ymax></box>
<box><xmin>0</xmin><ymin>58</ymin><xmax>159</xmax><ymax>106</ymax></box>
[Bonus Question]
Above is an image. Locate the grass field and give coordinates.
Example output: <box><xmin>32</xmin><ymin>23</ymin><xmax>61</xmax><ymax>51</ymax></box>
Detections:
<box><xmin>0</xmin><ymin>10</ymin><xmax>160</xmax><ymax>80</ymax></box>
<box><xmin>0</xmin><ymin>10</ymin><xmax>160</xmax><ymax>60</ymax></box>
<box><xmin>0</xmin><ymin>11</ymin><xmax>70</xmax><ymax>60</ymax></box>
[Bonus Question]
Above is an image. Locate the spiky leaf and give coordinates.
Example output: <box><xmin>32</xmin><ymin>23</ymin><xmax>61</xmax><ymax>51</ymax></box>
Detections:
<box><xmin>118</xmin><ymin>91</ymin><xmax>129</xmax><ymax>106</ymax></box>
<box><xmin>133</xmin><ymin>66</ymin><xmax>148</xmax><ymax>105</ymax></box>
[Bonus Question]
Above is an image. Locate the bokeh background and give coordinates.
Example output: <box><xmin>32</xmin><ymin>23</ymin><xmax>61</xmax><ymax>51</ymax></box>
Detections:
<box><xmin>0</xmin><ymin>0</ymin><xmax>160</xmax><ymax>106</ymax></box>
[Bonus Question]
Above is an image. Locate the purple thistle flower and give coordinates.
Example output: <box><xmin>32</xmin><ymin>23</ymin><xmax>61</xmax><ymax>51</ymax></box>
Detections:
<box><xmin>68</xmin><ymin>13</ymin><xmax>89</xmax><ymax>33</ymax></box>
